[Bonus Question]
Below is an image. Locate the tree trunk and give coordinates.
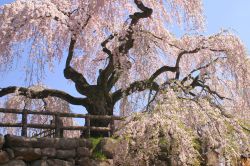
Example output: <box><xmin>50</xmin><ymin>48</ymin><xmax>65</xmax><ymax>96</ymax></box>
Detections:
<box><xmin>81</xmin><ymin>87</ymin><xmax>114</xmax><ymax>137</ymax></box>
<box><xmin>86</xmin><ymin>104</ymin><xmax>113</xmax><ymax>137</ymax></box>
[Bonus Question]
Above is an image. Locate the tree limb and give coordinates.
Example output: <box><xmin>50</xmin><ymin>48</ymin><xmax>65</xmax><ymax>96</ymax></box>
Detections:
<box><xmin>97</xmin><ymin>34</ymin><xmax>117</xmax><ymax>87</ymax></box>
<box><xmin>112</xmin><ymin>80</ymin><xmax>159</xmax><ymax>103</ymax></box>
<box><xmin>175</xmin><ymin>47</ymin><xmax>226</xmax><ymax>80</ymax></box>
<box><xmin>118</xmin><ymin>0</ymin><xmax>153</xmax><ymax>54</ymax></box>
<box><xmin>112</xmin><ymin>64</ymin><xmax>176</xmax><ymax>103</ymax></box>
<box><xmin>175</xmin><ymin>47</ymin><xmax>205</xmax><ymax>79</ymax></box>
<box><xmin>63</xmin><ymin>37</ymin><xmax>90</xmax><ymax>95</ymax></box>
<box><xmin>63</xmin><ymin>15</ymin><xmax>91</xmax><ymax>96</ymax></box>
<box><xmin>98</xmin><ymin>0</ymin><xmax>153</xmax><ymax>91</ymax></box>
<box><xmin>181</xmin><ymin>56</ymin><xmax>226</xmax><ymax>84</ymax></box>
<box><xmin>189</xmin><ymin>76</ymin><xmax>229</xmax><ymax>100</ymax></box>
<box><xmin>0</xmin><ymin>86</ymin><xmax>89</xmax><ymax>106</ymax></box>
<box><xmin>149</xmin><ymin>66</ymin><xmax>177</xmax><ymax>82</ymax></box>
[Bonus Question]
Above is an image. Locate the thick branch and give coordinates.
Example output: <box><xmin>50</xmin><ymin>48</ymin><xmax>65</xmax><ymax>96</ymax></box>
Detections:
<box><xmin>175</xmin><ymin>47</ymin><xmax>204</xmax><ymax>79</ymax></box>
<box><xmin>112</xmin><ymin>80</ymin><xmax>159</xmax><ymax>103</ymax></box>
<box><xmin>97</xmin><ymin>34</ymin><xmax>116</xmax><ymax>87</ymax></box>
<box><xmin>64</xmin><ymin>37</ymin><xmax>90</xmax><ymax>95</ymax></box>
<box><xmin>63</xmin><ymin>16</ymin><xmax>91</xmax><ymax>95</ymax></box>
<box><xmin>65</xmin><ymin>37</ymin><xmax>76</xmax><ymax>67</ymax></box>
<box><xmin>107</xmin><ymin>72</ymin><xmax>119</xmax><ymax>91</ymax></box>
<box><xmin>118</xmin><ymin>0</ymin><xmax>153</xmax><ymax>54</ymax></box>
<box><xmin>112</xmin><ymin>64</ymin><xmax>176</xmax><ymax>103</ymax></box>
<box><xmin>98</xmin><ymin>0</ymin><xmax>153</xmax><ymax>90</ymax></box>
<box><xmin>149</xmin><ymin>66</ymin><xmax>177</xmax><ymax>82</ymax></box>
<box><xmin>0</xmin><ymin>86</ymin><xmax>89</xmax><ymax>106</ymax></box>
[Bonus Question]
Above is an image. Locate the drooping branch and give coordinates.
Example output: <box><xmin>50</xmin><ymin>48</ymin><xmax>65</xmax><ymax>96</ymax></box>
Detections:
<box><xmin>0</xmin><ymin>86</ymin><xmax>89</xmax><ymax>106</ymax></box>
<box><xmin>6</xmin><ymin>3</ymin><xmax>87</xmax><ymax>37</ymax></box>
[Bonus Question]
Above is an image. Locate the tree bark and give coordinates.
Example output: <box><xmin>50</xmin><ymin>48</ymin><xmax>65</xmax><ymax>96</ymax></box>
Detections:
<box><xmin>85</xmin><ymin>105</ymin><xmax>114</xmax><ymax>137</ymax></box>
<box><xmin>82</xmin><ymin>86</ymin><xmax>114</xmax><ymax>137</ymax></box>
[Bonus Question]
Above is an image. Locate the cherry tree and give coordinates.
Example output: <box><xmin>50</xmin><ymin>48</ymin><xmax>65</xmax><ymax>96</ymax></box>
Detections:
<box><xmin>0</xmin><ymin>0</ymin><xmax>249</xmax><ymax>136</ymax></box>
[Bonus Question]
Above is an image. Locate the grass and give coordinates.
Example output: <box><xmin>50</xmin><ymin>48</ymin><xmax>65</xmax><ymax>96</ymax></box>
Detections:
<box><xmin>89</xmin><ymin>137</ymin><xmax>107</xmax><ymax>160</ymax></box>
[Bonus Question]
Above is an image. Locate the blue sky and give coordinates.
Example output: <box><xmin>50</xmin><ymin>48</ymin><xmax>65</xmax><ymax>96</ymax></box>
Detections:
<box><xmin>0</xmin><ymin>0</ymin><xmax>250</xmax><ymax>114</ymax></box>
<box><xmin>204</xmin><ymin>0</ymin><xmax>250</xmax><ymax>50</ymax></box>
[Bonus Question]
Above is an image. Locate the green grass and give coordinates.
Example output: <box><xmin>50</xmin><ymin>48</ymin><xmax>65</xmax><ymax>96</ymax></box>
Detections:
<box><xmin>89</xmin><ymin>137</ymin><xmax>103</xmax><ymax>150</ymax></box>
<box><xmin>89</xmin><ymin>137</ymin><xmax>107</xmax><ymax>160</ymax></box>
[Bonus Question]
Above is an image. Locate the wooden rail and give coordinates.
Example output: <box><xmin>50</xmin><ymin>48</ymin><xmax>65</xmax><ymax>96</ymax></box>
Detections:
<box><xmin>0</xmin><ymin>108</ymin><xmax>124</xmax><ymax>138</ymax></box>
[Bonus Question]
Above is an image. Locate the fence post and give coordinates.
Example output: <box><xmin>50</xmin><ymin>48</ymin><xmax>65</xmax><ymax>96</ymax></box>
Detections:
<box><xmin>21</xmin><ymin>109</ymin><xmax>27</xmax><ymax>137</ymax></box>
<box><xmin>85</xmin><ymin>115</ymin><xmax>90</xmax><ymax>138</ymax></box>
<box><xmin>110</xmin><ymin>117</ymin><xmax>115</xmax><ymax>136</ymax></box>
<box><xmin>50</xmin><ymin>120</ymin><xmax>53</xmax><ymax>138</ymax></box>
<box><xmin>55</xmin><ymin>113</ymin><xmax>63</xmax><ymax>138</ymax></box>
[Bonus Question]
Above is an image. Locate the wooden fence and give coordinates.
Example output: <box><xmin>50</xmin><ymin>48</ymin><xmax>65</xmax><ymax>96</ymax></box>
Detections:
<box><xmin>0</xmin><ymin>108</ymin><xmax>124</xmax><ymax>138</ymax></box>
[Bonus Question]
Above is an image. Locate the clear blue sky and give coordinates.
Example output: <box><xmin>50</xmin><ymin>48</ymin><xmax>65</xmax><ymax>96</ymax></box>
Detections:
<box><xmin>204</xmin><ymin>0</ymin><xmax>250</xmax><ymax>50</ymax></box>
<box><xmin>0</xmin><ymin>0</ymin><xmax>250</xmax><ymax>114</ymax></box>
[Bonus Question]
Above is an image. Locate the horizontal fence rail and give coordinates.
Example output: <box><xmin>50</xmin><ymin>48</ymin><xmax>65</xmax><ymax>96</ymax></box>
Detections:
<box><xmin>0</xmin><ymin>108</ymin><xmax>125</xmax><ymax>138</ymax></box>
